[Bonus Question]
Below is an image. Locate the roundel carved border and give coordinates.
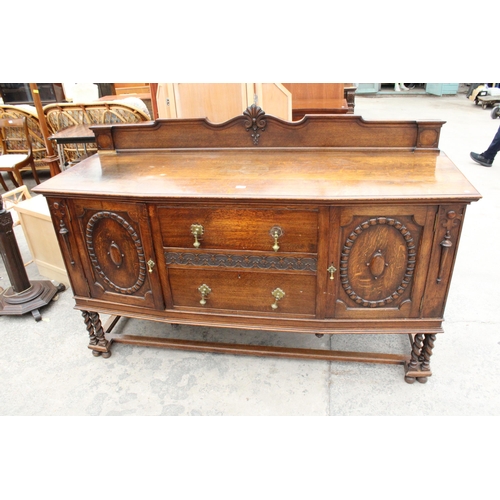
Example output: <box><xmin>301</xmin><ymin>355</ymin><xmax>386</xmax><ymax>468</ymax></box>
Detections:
<box><xmin>340</xmin><ymin>217</ymin><xmax>416</xmax><ymax>307</ymax></box>
<box><xmin>86</xmin><ymin>211</ymin><xmax>146</xmax><ymax>294</ymax></box>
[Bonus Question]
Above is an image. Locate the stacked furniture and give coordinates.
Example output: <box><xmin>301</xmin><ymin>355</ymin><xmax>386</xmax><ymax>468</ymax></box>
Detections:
<box><xmin>0</xmin><ymin>99</ymin><xmax>151</xmax><ymax>188</ymax></box>
<box><xmin>43</xmin><ymin>100</ymin><xmax>151</xmax><ymax>165</ymax></box>
<box><xmin>156</xmin><ymin>83</ymin><xmax>292</xmax><ymax>122</ymax></box>
<box><xmin>282</xmin><ymin>83</ymin><xmax>356</xmax><ymax>120</ymax></box>
<box><xmin>0</xmin><ymin>105</ymin><xmax>52</xmax><ymax>178</ymax></box>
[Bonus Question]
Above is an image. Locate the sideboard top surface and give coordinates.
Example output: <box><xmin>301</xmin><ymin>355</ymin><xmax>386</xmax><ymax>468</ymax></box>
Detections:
<box><xmin>35</xmin><ymin>148</ymin><xmax>481</xmax><ymax>204</ymax></box>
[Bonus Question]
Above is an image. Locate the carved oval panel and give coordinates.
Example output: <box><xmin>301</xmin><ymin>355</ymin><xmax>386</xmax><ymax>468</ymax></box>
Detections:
<box><xmin>340</xmin><ymin>217</ymin><xmax>416</xmax><ymax>307</ymax></box>
<box><xmin>418</xmin><ymin>128</ymin><xmax>438</xmax><ymax>148</ymax></box>
<box><xmin>108</xmin><ymin>241</ymin><xmax>124</xmax><ymax>267</ymax></box>
<box><xmin>368</xmin><ymin>250</ymin><xmax>386</xmax><ymax>279</ymax></box>
<box><xmin>86</xmin><ymin>211</ymin><xmax>146</xmax><ymax>294</ymax></box>
<box><xmin>96</xmin><ymin>133</ymin><xmax>112</xmax><ymax>149</ymax></box>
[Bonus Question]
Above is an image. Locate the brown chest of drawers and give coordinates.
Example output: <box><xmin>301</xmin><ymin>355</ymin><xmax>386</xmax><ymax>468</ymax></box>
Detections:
<box><xmin>34</xmin><ymin>105</ymin><xmax>481</xmax><ymax>383</ymax></box>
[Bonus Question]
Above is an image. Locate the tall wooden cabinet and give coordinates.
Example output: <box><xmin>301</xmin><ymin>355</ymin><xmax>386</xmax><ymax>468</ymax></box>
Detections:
<box><xmin>34</xmin><ymin>106</ymin><xmax>481</xmax><ymax>383</ymax></box>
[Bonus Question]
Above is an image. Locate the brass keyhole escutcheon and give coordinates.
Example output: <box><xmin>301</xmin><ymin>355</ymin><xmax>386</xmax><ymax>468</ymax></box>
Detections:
<box><xmin>198</xmin><ymin>284</ymin><xmax>211</xmax><ymax>305</ymax></box>
<box><xmin>191</xmin><ymin>224</ymin><xmax>204</xmax><ymax>248</ymax></box>
<box><xmin>269</xmin><ymin>226</ymin><xmax>283</xmax><ymax>252</ymax></box>
<box><xmin>271</xmin><ymin>287</ymin><xmax>285</xmax><ymax>310</ymax></box>
<box><xmin>327</xmin><ymin>264</ymin><xmax>337</xmax><ymax>280</ymax></box>
<box><xmin>147</xmin><ymin>259</ymin><xmax>155</xmax><ymax>273</ymax></box>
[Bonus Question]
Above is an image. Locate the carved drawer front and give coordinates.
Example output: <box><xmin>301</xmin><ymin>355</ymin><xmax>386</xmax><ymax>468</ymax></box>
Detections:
<box><xmin>168</xmin><ymin>268</ymin><xmax>316</xmax><ymax>316</ymax></box>
<box><xmin>157</xmin><ymin>206</ymin><xmax>319</xmax><ymax>254</ymax></box>
<box><xmin>72</xmin><ymin>200</ymin><xmax>164</xmax><ymax>309</ymax></box>
<box><xmin>332</xmin><ymin>206</ymin><xmax>435</xmax><ymax>319</ymax></box>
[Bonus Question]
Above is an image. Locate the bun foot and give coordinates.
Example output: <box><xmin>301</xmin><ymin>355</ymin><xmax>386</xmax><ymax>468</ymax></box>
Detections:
<box><xmin>92</xmin><ymin>350</ymin><xmax>102</xmax><ymax>357</ymax></box>
<box><xmin>416</xmin><ymin>377</ymin><xmax>429</xmax><ymax>384</ymax></box>
<box><xmin>404</xmin><ymin>376</ymin><xmax>416</xmax><ymax>384</ymax></box>
<box><xmin>101</xmin><ymin>351</ymin><xmax>112</xmax><ymax>359</ymax></box>
<box><xmin>31</xmin><ymin>309</ymin><xmax>42</xmax><ymax>322</ymax></box>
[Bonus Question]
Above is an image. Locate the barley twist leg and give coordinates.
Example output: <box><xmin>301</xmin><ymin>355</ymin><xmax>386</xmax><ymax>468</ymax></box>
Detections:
<box><xmin>416</xmin><ymin>334</ymin><xmax>437</xmax><ymax>383</ymax></box>
<box><xmin>82</xmin><ymin>310</ymin><xmax>100</xmax><ymax>356</ymax></box>
<box><xmin>89</xmin><ymin>311</ymin><xmax>111</xmax><ymax>358</ymax></box>
<box><xmin>82</xmin><ymin>310</ymin><xmax>112</xmax><ymax>358</ymax></box>
<box><xmin>405</xmin><ymin>333</ymin><xmax>425</xmax><ymax>384</ymax></box>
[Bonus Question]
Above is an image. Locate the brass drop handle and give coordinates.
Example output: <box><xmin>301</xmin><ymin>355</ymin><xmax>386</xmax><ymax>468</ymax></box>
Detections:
<box><xmin>327</xmin><ymin>264</ymin><xmax>337</xmax><ymax>280</ymax></box>
<box><xmin>147</xmin><ymin>259</ymin><xmax>155</xmax><ymax>273</ymax></box>
<box><xmin>269</xmin><ymin>226</ymin><xmax>283</xmax><ymax>252</ymax></box>
<box><xmin>191</xmin><ymin>224</ymin><xmax>204</xmax><ymax>248</ymax></box>
<box><xmin>271</xmin><ymin>288</ymin><xmax>285</xmax><ymax>310</ymax></box>
<box><xmin>198</xmin><ymin>284</ymin><xmax>211</xmax><ymax>305</ymax></box>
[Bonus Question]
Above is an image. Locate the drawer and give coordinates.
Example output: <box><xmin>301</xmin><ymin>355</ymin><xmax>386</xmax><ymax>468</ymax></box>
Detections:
<box><xmin>157</xmin><ymin>206</ymin><xmax>319</xmax><ymax>253</ymax></box>
<box><xmin>168</xmin><ymin>268</ymin><xmax>316</xmax><ymax>316</ymax></box>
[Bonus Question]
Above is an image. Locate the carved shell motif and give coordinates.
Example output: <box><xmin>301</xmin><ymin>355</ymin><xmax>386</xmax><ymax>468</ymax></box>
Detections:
<box><xmin>243</xmin><ymin>104</ymin><xmax>267</xmax><ymax>145</ymax></box>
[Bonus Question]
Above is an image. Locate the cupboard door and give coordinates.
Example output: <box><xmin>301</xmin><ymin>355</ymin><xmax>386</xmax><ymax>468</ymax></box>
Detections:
<box><xmin>330</xmin><ymin>205</ymin><xmax>436</xmax><ymax>319</ymax></box>
<box><xmin>72</xmin><ymin>200</ymin><xmax>164</xmax><ymax>310</ymax></box>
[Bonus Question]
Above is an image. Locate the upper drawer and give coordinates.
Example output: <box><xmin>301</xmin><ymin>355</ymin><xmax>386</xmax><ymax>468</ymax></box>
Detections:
<box><xmin>156</xmin><ymin>206</ymin><xmax>319</xmax><ymax>253</ymax></box>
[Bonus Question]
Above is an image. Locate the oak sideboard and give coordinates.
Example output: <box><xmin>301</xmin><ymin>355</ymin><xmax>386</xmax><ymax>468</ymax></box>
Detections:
<box><xmin>34</xmin><ymin>105</ymin><xmax>481</xmax><ymax>383</ymax></box>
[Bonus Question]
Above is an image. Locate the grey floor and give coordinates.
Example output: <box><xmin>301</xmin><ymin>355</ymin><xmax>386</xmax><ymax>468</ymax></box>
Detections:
<box><xmin>1</xmin><ymin>89</ymin><xmax>499</xmax><ymax>417</ymax></box>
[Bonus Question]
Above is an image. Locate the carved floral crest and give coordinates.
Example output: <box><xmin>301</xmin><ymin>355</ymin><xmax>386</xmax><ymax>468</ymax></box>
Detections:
<box><xmin>243</xmin><ymin>104</ymin><xmax>266</xmax><ymax>145</ymax></box>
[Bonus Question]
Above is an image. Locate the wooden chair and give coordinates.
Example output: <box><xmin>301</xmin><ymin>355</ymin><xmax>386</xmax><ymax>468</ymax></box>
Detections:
<box><xmin>0</xmin><ymin>117</ymin><xmax>40</xmax><ymax>189</ymax></box>
<box><xmin>0</xmin><ymin>105</ymin><xmax>53</xmax><ymax>176</ymax></box>
<box><xmin>0</xmin><ymin>167</ymin><xmax>8</xmax><ymax>191</ymax></box>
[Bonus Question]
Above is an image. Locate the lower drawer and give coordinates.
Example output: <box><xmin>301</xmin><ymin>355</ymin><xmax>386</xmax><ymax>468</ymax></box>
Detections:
<box><xmin>168</xmin><ymin>268</ymin><xmax>316</xmax><ymax>316</ymax></box>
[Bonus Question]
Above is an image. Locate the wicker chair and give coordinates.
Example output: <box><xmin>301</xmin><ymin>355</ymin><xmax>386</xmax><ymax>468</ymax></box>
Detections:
<box><xmin>0</xmin><ymin>117</ymin><xmax>40</xmax><ymax>190</ymax></box>
<box><xmin>43</xmin><ymin>100</ymin><xmax>151</xmax><ymax>164</ymax></box>
<box><xmin>0</xmin><ymin>104</ymin><xmax>53</xmax><ymax>178</ymax></box>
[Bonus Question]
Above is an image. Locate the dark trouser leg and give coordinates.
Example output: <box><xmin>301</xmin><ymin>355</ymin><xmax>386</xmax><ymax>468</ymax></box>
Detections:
<box><xmin>482</xmin><ymin>125</ymin><xmax>500</xmax><ymax>160</ymax></box>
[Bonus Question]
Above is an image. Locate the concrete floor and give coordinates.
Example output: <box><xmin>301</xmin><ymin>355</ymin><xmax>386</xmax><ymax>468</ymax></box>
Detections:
<box><xmin>1</xmin><ymin>90</ymin><xmax>499</xmax><ymax>417</ymax></box>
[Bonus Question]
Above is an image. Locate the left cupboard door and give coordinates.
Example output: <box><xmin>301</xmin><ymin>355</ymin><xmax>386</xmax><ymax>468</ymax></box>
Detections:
<box><xmin>69</xmin><ymin>199</ymin><xmax>164</xmax><ymax>310</ymax></box>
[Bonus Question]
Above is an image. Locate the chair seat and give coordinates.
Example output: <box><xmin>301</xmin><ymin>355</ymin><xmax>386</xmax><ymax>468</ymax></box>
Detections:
<box><xmin>0</xmin><ymin>154</ymin><xmax>29</xmax><ymax>168</ymax></box>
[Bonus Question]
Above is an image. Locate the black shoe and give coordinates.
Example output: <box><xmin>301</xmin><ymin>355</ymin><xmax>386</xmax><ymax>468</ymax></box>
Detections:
<box><xmin>470</xmin><ymin>152</ymin><xmax>493</xmax><ymax>167</ymax></box>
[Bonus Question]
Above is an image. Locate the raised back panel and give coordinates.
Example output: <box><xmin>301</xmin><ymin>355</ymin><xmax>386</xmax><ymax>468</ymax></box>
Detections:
<box><xmin>92</xmin><ymin>105</ymin><xmax>445</xmax><ymax>153</ymax></box>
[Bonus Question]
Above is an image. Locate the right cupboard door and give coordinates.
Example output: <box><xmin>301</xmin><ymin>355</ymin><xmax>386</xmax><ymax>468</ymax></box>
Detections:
<box><xmin>329</xmin><ymin>205</ymin><xmax>437</xmax><ymax>319</ymax></box>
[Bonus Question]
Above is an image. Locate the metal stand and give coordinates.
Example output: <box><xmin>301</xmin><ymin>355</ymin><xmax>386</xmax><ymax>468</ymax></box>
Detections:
<box><xmin>0</xmin><ymin>197</ymin><xmax>64</xmax><ymax>321</ymax></box>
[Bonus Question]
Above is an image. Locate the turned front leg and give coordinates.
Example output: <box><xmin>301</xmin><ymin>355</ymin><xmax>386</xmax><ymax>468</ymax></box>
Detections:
<box><xmin>82</xmin><ymin>310</ymin><xmax>112</xmax><ymax>358</ymax></box>
<box><xmin>405</xmin><ymin>333</ymin><xmax>436</xmax><ymax>384</ymax></box>
<box><xmin>420</xmin><ymin>334</ymin><xmax>437</xmax><ymax>372</ymax></box>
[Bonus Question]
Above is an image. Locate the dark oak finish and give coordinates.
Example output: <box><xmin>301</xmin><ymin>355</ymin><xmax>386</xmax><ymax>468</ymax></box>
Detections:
<box><xmin>34</xmin><ymin>105</ymin><xmax>481</xmax><ymax>382</ymax></box>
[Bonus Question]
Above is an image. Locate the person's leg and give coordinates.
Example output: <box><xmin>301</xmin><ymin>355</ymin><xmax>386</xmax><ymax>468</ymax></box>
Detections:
<box><xmin>482</xmin><ymin>125</ymin><xmax>500</xmax><ymax>160</ymax></box>
<box><xmin>471</xmin><ymin>125</ymin><xmax>500</xmax><ymax>166</ymax></box>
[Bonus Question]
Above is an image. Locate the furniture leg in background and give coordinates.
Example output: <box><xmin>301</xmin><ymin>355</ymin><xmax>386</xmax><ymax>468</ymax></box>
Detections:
<box><xmin>0</xmin><ymin>196</ymin><xmax>65</xmax><ymax>321</ymax></box>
